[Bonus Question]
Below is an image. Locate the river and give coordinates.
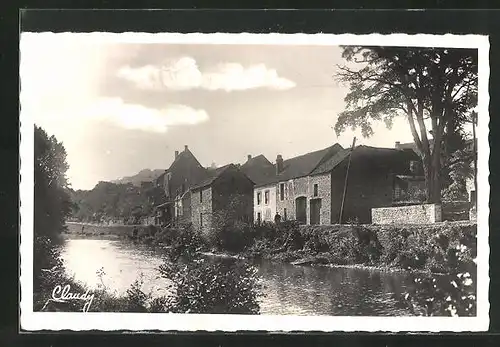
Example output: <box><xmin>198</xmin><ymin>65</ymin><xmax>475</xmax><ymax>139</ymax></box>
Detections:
<box><xmin>60</xmin><ymin>237</ymin><xmax>418</xmax><ymax>316</ymax></box>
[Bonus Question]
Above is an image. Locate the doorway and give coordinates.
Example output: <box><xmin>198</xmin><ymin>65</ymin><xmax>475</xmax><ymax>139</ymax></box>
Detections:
<box><xmin>295</xmin><ymin>196</ymin><xmax>307</xmax><ymax>224</ymax></box>
<box><xmin>310</xmin><ymin>198</ymin><xmax>322</xmax><ymax>225</ymax></box>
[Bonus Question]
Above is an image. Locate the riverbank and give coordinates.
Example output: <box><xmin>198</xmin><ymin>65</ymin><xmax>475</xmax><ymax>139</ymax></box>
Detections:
<box><xmin>66</xmin><ymin>220</ymin><xmax>477</xmax><ymax>276</ymax></box>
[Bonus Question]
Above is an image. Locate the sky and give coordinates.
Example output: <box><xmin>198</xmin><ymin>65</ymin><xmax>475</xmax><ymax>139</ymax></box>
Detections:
<box><xmin>21</xmin><ymin>33</ymin><xmax>418</xmax><ymax>190</ymax></box>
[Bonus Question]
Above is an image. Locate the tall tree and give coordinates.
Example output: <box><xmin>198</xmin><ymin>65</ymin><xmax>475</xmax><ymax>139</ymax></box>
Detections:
<box><xmin>335</xmin><ymin>46</ymin><xmax>477</xmax><ymax>203</ymax></box>
<box><xmin>34</xmin><ymin>125</ymin><xmax>72</xmax><ymax>239</ymax></box>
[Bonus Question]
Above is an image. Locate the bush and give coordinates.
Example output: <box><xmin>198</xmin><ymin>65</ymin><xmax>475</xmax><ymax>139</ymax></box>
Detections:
<box><xmin>168</xmin><ymin>224</ymin><xmax>205</xmax><ymax>260</ymax></box>
<box><xmin>376</xmin><ymin>222</ymin><xmax>476</xmax><ymax>273</ymax></box>
<box><xmin>395</xmin><ymin>222</ymin><xmax>477</xmax><ymax>316</ymax></box>
<box><xmin>157</xmin><ymin>257</ymin><xmax>261</xmax><ymax>314</ymax></box>
<box><xmin>207</xmin><ymin>194</ymin><xmax>256</xmax><ymax>253</ymax></box>
<box><xmin>402</xmin><ymin>245</ymin><xmax>476</xmax><ymax>316</ymax></box>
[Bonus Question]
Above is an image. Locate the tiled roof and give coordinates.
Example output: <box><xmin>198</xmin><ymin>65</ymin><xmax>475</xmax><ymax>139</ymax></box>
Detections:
<box><xmin>190</xmin><ymin>164</ymin><xmax>233</xmax><ymax>190</ymax></box>
<box><xmin>275</xmin><ymin>143</ymin><xmax>344</xmax><ymax>182</ymax></box>
<box><xmin>312</xmin><ymin>145</ymin><xmax>421</xmax><ymax>176</ymax></box>
<box><xmin>310</xmin><ymin>148</ymin><xmax>352</xmax><ymax>175</ymax></box>
<box><xmin>253</xmin><ymin>143</ymin><xmax>343</xmax><ymax>186</ymax></box>
<box><xmin>240</xmin><ymin>154</ymin><xmax>276</xmax><ymax>186</ymax></box>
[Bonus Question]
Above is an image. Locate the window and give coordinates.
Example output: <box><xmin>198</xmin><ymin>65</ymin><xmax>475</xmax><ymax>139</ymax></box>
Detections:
<box><xmin>257</xmin><ymin>212</ymin><xmax>261</xmax><ymax>223</ymax></box>
<box><xmin>313</xmin><ymin>184</ymin><xmax>318</xmax><ymax>197</ymax></box>
<box><xmin>280</xmin><ymin>183</ymin><xmax>285</xmax><ymax>201</ymax></box>
<box><xmin>284</xmin><ymin>208</ymin><xmax>287</xmax><ymax>221</ymax></box>
<box><xmin>199</xmin><ymin>190</ymin><xmax>203</xmax><ymax>203</ymax></box>
<box><xmin>264</xmin><ymin>190</ymin><xmax>269</xmax><ymax>205</ymax></box>
<box><xmin>257</xmin><ymin>192</ymin><xmax>262</xmax><ymax>205</ymax></box>
<box><xmin>200</xmin><ymin>213</ymin><xmax>203</xmax><ymax>227</ymax></box>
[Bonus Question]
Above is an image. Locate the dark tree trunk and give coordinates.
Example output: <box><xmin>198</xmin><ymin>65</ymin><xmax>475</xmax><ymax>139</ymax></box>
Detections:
<box><xmin>420</xmin><ymin>141</ymin><xmax>442</xmax><ymax>204</ymax></box>
<box><xmin>430</xmin><ymin>148</ymin><xmax>442</xmax><ymax>203</ymax></box>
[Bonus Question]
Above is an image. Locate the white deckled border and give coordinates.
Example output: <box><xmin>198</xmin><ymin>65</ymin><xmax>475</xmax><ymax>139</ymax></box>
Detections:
<box><xmin>19</xmin><ymin>32</ymin><xmax>490</xmax><ymax>332</ymax></box>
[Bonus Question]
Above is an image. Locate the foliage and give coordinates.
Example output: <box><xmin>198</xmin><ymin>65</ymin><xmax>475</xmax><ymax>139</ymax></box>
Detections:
<box><xmin>208</xmin><ymin>194</ymin><xmax>256</xmax><ymax>253</ymax></box>
<box><xmin>34</xmin><ymin>126</ymin><xmax>72</xmax><ymax>239</ymax></box>
<box><xmin>157</xmin><ymin>258</ymin><xmax>261</xmax><ymax>314</ymax></box>
<box><xmin>401</xmin><ymin>224</ymin><xmax>477</xmax><ymax>316</ymax></box>
<box><xmin>442</xmin><ymin>147</ymin><xmax>475</xmax><ymax>201</ymax></box>
<box><xmin>69</xmin><ymin>182</ymin><xmax>165</xmax><ymax>224</ymax></box>
<box><xmin>166</xmin><ymin>224</ymin><xmax>205</xmax><ymax>260</ymax></box>
<box><xmin>376</xmin><ymin>222</ymin><xmax>476</xmax><ymax>273</ymax></box>
<box><xmin>34</xmin><ymin>126</ymin><xmax>73</xmax><ymax>308</ymax></box>
<box><xmin>335</xmin><ymin>46</ymin><xmax>478</xmax><ymax>203</ymax></box>
<box><xmin>395</xmin><ymin>184</ymin><xmax>427</xmax><ymax>204</ymax></box>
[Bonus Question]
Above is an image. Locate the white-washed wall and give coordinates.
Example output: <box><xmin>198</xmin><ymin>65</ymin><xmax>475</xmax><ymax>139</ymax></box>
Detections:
<box><xmin>254</xmin><ymin>184</ymin><xmax>277</xmax><ymax>222</ymax></box>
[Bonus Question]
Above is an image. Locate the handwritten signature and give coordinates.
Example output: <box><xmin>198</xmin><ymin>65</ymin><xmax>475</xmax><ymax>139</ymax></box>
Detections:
<box><xmin>45</xmin><ymin>284</ymin><xmax>95</xmax><ymax>312</ymax></box>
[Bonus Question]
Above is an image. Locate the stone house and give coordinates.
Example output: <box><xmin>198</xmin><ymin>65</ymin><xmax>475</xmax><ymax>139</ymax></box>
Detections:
<box><xmin>315</xmin><ymin>145</ymin><xmax>421</xmax><ymax>224</ymax></box>
<box><xmin>240</xmin><ymin>154</ymin><xmax>276</xmax><ymax>223</ymax></box>
<box><xmin>190</xmin><ymin>164</ymin><xmax>255</xmax><ymax>234</ymax></box>
<box><xmin>249</xmin><ymin>143</ymin><xmax>344</xmax><ymax>225</ymax></box>
<box><xmin>272</xmin><ymin>143</ymin><xmax>344</xmax><ymax>225</ymax></box>
<box><xmin>251</xmin><ymin>143</ymin><xmax>420</xmax><ymax>225</ymax></box>
<box><xmin>154</xmin><ymin>145</ymin><xmax>209</xmax><ymax>226</ymax></box>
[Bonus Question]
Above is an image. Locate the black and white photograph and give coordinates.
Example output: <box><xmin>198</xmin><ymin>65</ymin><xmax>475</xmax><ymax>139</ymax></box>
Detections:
<box><xmin>19</xmin><ymin>32</ymin><xmax>489</xmax><ymax>332</ymax></box>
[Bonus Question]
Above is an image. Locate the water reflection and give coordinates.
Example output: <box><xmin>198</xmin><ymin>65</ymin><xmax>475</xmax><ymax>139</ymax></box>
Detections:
<box><xmin>60</xmin><ymin>239</ymin><xmax>168</xmax><ymax>296</ymax></box>
<box><xmin>60</xmin><ymin>238</ymin><xmax>416</xmax><ymax>316</ymax></box>
<box><xmin>254</xmin><ymin>260</ymin><xmax>414</xmax><ymax>316</ymax></box>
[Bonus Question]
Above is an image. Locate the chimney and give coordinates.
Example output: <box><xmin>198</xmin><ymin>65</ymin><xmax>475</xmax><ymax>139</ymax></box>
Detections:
<box><xmin>276</xmin><ymin>154</ymin><xmax>284</xmax><ymax>175</ymax></box>
<box><xmin>175</xmin><ymin>150</ymin><xmax>179</xmax><ymax>159</ymax></box>
<box><xmin>395</xmin><ymin>141</ymin><xmax>400</xmax><ymax>149</ymax></box>
<box><xmin>184</xmin><ymin>145</ymin><xmax>188</xmax><ymax>151</ymax></box>
<box><xmin>247</xmin><ymin>154</ymin><xmax>252</xmax><ymax>161</ymax></box>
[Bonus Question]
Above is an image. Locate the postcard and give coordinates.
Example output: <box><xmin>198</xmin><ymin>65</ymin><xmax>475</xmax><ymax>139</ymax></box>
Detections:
<box><xmin>19</xmin><ymin>32</ymin><xmax>490</xmax><ymax>332</ymax></box>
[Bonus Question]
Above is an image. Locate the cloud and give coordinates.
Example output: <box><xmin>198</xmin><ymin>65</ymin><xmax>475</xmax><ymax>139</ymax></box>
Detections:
<box><xmin>29</xmin><ymin>97</ymin><xmax>209</xmax><ymax>134</ymax></box>
<box><xmin>83</xmin><ymin>98</ymin><xmax>209</xmax><ymax>133</ymax></box>
<box><xmin>117</xmin><ymin>56</ymin><xmax>296</xmax><ymax>91</ymax></box>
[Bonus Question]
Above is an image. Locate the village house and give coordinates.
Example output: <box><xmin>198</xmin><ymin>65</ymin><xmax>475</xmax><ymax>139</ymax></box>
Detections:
<box><xmin>190</xmin><ymin>164</ymin><xmax>255</xmax><ymax>233</ymax></box>
<box><xmin>249</xmin><ymin>143</ymin><xmax>344</xmax><ymax>225</ymax></box>
<box><xmin>321</xmin><ymin>145</ymin><xmax>421</xmax><ymax>223</ymax></box>
<box><xmin>154</xmin><ymin>145</ymin><xmax>208</xmax><ymax>226</ymax></box>
<box><xmin>240</xmin><ymin>154</ymin><xmax>276</xmax><ymax>223</ymax></box>
<box><xmin>249</xmin><ymin>143</ymin><xmax>421</xmax><ymax>225</ymax></box>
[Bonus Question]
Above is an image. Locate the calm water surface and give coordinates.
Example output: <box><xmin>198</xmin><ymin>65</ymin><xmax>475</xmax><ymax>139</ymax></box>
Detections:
<box><xmin>60</xmin><ymin>238</ymin><xmax>416</xmax><ymax>316</ymax></box>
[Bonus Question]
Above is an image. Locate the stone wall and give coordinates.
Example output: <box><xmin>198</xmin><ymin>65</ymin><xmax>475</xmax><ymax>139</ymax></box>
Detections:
<box><xmin>275</xmin><ymin>173</ymin><xmax>332</xmax><ymax>225</ymax></box>
<box><xmin>309</xmin><ymin>173</ymin><xmax>332</xmax><ymax>225</ymax></box>
<box><xmin>372</xmin><ymin>203</ymin><xmax>442</xmax><ymax>224</ymax></box>
<box><xmin>190</xmin><ymin>186</ymin><xmax>213</xmax><ymax>233</ymax></box>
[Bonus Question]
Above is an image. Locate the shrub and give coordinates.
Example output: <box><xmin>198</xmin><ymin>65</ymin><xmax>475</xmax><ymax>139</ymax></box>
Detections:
<box><xmin>168</xmin><ymin>224</ymin><xmax>205</xmax><ymax>260</ymax></box>
<box><xmin>253</xmin><ymin>221</ymin><xmax>278</xmax><ymax>240</ymax></box>
<box><xmin>207</xmin><ymin>194</ymin><xmax>256</xmax><ymax>253</ymax></box>
<box><xmin>400</xmin><ymin>223</ymin><xmax>477</xmax><ymax>316</ymax></box>
<box><xmin>158</xmin><ymin>257</ymin><xmax>261</xmax><ymax>314</ymax></box>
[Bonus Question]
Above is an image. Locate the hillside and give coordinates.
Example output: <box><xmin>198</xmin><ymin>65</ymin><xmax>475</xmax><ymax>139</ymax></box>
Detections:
<box><xmin>111</xmin><ymin>169</ymin><xmax>165</xmax><ymax>186</ymax></box>
<box><xmin>69</xmin><ymin>181</ymin><xmax>166</xmax><ymax>224</ymax></box>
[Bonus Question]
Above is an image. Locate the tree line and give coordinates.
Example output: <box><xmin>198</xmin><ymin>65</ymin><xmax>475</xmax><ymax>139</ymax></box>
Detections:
<box><xmin>69</xmin><ymin>181</ymin><xmax>165</xmax><ymax>224</ymax></box>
